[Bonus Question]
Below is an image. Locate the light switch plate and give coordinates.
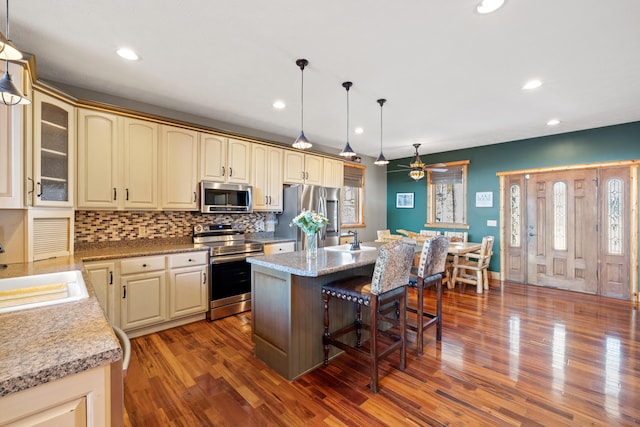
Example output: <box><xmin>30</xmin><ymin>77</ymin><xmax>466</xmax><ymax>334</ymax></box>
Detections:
<box><xmin>487</xmin><ymin>220</ymin><xmax>497</xmax><ymax>227</ymax></box>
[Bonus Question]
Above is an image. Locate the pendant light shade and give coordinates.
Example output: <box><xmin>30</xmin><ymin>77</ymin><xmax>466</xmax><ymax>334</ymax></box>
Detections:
<box><xmin>292</xmin><ymin>58</ymin><xmax>312</xmax><ymax>150</ymax></box>
<box><xmin>1</xmin><ymin>0</ymin><xmax>29</xmax><ymax>106</ymax></box>
<box><xmin>373</xmin><ymin>98</ymin><xmax>389</xmax><ymax>166</ymax></box>
<box><xmin>0</xmin><ymin>32</ymin><xmax>21</xmax><ymax>61</ymax></box>
<box><xmin>339</xmin><ymin>81</ymin><xmax>356</xmax><ymax>157</ymax></box>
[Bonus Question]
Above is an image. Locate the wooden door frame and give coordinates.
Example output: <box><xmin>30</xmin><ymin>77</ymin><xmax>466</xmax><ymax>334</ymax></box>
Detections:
<box><xmin>497</xmin><ymin>160</ymin><xmax>639</xmax><ymax>302</ymax></box>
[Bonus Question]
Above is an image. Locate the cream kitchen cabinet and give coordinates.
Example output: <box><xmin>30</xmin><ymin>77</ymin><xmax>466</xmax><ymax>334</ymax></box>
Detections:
<box><xmin>0</xmin><ymin>364</ymin><xmax>111</xmax><ymax>427</ymax></box>
<box><xmin>167</xmin><ymin>252</ymin><xmax>208</xmax><ymax>319</ymax></box>
<box><xmin>0</xmin><ymin>62</ymin><xmax>24</xmax><ymax>209</ymax></box>
<box><xmin>323</xmin><ymin>158</ymin><xmax>344</xmax><ymax>189</ymax></box>
<box><xmin>77</xmin><ymin>112</ymin><xmax>159</xmax><ymax>209</ymax></box>
<box><xmin>76</xmin><ymin>109</ymin><xmax>118</xmax><ymax>208</ymax></box>
<box><xmin>200</xmin><ymin>134</ymin><xmax>251</xmax><ymax>184</ymax></box>
<box><xmin>283</xmin><ymin>151</ymin><xmax>323</xmax><ymax>185</ymax></box>
<box><xmin>84</xmin><ymin>261</ymin><xmax>118</xmax><ymax>326</ymax></box>
<box><xmin>252</xmin><ymin>144</ymin><xmax>283</xmax><ymax>211</ymax></box>
<box><xmin>120</xmin><ymin>255</ymin><xmax>167</xmax><ymax>331</ymax></box>
<box><xmin>160</xmin><ymin>125</ymin><xmax>199</xmax><ymax>210</ymax></box>
<box><xmin>264</xmin><ymin>241</ymin><xmax>296</xmax><ymax>255</ymax></box>
<box><xmin>32</xmin><ymin>91</ymin><xmax>75</xmax><ymax>207</ymax></box>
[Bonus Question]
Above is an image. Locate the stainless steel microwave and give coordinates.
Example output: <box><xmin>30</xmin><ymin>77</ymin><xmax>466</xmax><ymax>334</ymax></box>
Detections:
<box><xmin>200</xmin><ymin>181</ymin><xmax>253</xmax><ymax>213</ymax></box>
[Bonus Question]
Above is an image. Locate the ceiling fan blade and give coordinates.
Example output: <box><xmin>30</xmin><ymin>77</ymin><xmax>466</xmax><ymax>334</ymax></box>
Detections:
<box><xmin>424</xmin><ymin>163</ymin><xmax>447</xmax><ymax>168</ymax></box>
<box><xmin>396</xmin><ymin>164</ymin><xmax>412</xmax><ymax>169</ymax></box>
<box><xmin>424</xmin><ymin>167</ymin><xmax>448</xmax><ymax>172</ymax></box>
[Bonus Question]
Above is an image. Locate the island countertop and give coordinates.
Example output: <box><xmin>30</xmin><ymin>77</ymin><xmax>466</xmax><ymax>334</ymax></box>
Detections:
<box><xmin>246</xmin><ymin>243</ymin><xmax>382</xmax><ymax>277</ymax></box>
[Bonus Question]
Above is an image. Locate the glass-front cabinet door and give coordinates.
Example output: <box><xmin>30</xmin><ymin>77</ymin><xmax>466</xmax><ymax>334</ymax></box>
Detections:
<box><xmin>33</xmin><ymin>91</ymin><xmax>75</xmax><ymax>206</ymax></box>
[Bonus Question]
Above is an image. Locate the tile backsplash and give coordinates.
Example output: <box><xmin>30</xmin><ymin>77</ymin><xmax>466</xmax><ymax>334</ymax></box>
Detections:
<box><xmin>75</xmin><ymin>211</ymin><xmax>277</xmax><ymax>244</ymax></box>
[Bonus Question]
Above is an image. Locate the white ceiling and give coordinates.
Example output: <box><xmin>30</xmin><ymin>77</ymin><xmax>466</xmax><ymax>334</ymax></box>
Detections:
<box><xmin>6</xmin><ymin>1</ymin><xmax>640</xmax><ymax>160</ymax></box>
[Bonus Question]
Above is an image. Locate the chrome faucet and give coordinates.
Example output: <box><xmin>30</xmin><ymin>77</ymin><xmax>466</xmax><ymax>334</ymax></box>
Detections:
<box><xmin>349</xmin><ymin>231</ymin><xmax>361</xmax><ymax>251</ymax></box>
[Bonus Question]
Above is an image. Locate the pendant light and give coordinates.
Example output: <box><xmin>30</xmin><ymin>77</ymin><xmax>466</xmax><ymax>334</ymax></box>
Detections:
<box><xmin>292</xmin><ymin>58</ymin><xmax>312</xmax><ymax>150</ymax></box>
<box><xmin>374</xmin><ymin>98</ymin><xmax>389</xmax><ymax>166</ymax></box>
<box><xmin>0</xmin><ymin>0</ymin><xmax>29</xmax><ymax>105</ymax></box>
<box><xmin>339</xmin><ymin>81</ymin><xmax>356</xmax><ymax>157</ymax></box>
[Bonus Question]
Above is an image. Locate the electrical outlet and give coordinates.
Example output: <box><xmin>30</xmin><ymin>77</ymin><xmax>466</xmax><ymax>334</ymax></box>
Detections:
<box><xmin>487</xmin><ymin>220</ymin><xmax>497</xmax><ymax>227</ymax></box>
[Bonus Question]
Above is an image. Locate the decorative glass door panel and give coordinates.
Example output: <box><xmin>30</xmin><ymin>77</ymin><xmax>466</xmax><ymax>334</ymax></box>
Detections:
<box><xmin>34</xmin><ymin>92</ymin><xmax>74</xmax><ymax>206</ymax></box>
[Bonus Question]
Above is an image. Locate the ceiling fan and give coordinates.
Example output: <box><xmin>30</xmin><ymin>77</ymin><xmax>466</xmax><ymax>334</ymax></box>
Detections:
<box><xmin>393</xmin><ymin>143</ymin><xmax>447</xmax><ymax>181</ymax></box>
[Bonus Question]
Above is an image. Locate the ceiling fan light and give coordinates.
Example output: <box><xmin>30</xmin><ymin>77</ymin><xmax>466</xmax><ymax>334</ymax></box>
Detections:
<box><xmin>374</xmin><ymin>152</ymin><xmax>389</xmax><ymax>166</ymax></box>
<box><xmin>292</xmin><ymin>130</ymin><xmax>312</xmax><ymax>150</ymax></box>
<box><xmin>0</xmin><ymin>32</ymin><xmax>22</xmax><ymax>60</ymax></box>
<box><xmin>339</xmin><ymin>141</ymin><xmax>356</xmax><ymax>157</ymax></box>
<box><xmin>409</xmin><ymin>168</ymin><xmax>425</xmax><ymax>181</ymax></box>
<box><xmin>0</xmin><ymin>69</ymin><xmax>30</xmax><ymax>105</ymax></box>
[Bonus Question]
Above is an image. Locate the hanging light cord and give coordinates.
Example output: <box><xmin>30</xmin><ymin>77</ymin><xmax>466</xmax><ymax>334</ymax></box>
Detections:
<box><xmin>299</xmin><ymin>64</ymin><xmax>304</xmax><ymax>132</ymax></box>
<box><xmin>379</xmin><ymin>101</ymin><xmax>383</xmax><ymax>152</ymax></box>
<box><xmin>346</xmin><ymin>85</ymin><xmax>350</xmax><ymax>144</ymax></box>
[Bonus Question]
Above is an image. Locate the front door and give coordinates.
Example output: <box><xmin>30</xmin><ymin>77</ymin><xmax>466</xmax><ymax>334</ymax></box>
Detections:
<box><xmin>502</xmin><ymin>165</ymin><xmax>634</xmax><ymax>299</ymax></box>
<box><xmin>526</xmin><ymin>169</ymin><xmax>598</xmax><ymax>293</ymax></box>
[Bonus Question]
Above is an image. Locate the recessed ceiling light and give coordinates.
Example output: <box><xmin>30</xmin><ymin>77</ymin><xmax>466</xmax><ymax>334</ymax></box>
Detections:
<box><xmin>547</xmin><ymin>119</ymin><xmax>561</xmax><ymax>126</ymax></box>
<box><xmin>354</xmin><ymin>127</ymin><xmax>364</xmax><ymax>134</ymax></box>
<box><xmin>476</xmin><ymin>0</ymin><xmax>506</xmax><ymax>14</ymax></box>
<box><xmin>272</xmin><ymin>100</ymin><xmax>286</xmax><ymax>109</ymax></box>
<box><xmin>116</xmin><ymin>48</ymin><xmax>139</xmax><ymax>61</ymax></box>
<box><xmin>522</xmin><ymin>79</ymin><xmax>542</xmax><ymax>90</ymax></box>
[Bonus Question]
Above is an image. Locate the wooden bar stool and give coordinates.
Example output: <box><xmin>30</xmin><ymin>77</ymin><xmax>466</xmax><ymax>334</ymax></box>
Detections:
<box><xmin>406</xmin><ymin>236</ymin><xmax>449</xmax><ymax>355</ymax></box>
<box><xmin>321</xmin><ymin>240</ymin><xmax>416</xmax><ymax>393</ymax></box>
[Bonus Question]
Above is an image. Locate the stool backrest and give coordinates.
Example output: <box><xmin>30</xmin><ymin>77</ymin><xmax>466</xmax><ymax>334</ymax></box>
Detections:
<box><xmin>417</xmin><ymin>236</ymin><xmax>450</xmax><ymax>278</ymax></box>
<box><xmin>371</xmin><ymin>240</ymin><xmax>416</xmax><ymax>295</ymax></box>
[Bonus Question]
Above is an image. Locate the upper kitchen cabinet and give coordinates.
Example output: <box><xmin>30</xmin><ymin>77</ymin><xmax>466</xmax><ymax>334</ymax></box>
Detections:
<box><xmin>0</xmin><ymin>62</ymin><xmax>24</xmax><ymax>209</ymax></box>
<box><xmin>283</xmin><ymin>151</ymin><xmax>323</xmax><ymax>186</ymax></box>
<box><xmin>323</xmin><ymin>158</ymin><xmax>344</xmax><ymax>189</ymax></box>
<box><xmin>77</xmin><ymin>112</ymin><xmax>159</xmax><ymax>209</ymax></box>
<box><xmin>252</xmin><ymin>144</ymin><xmax>283</xmax><ymax>211</ymax></box>
<box><xmin>76</xmin><ymin>109</ymin><xmax>119</xmax><ymax>208</ymax></box>
<box><xmin>32</xmin><ymin>91</ymin><xmax>75</xmax><ymax>207</ymax></box>
<box><xmin>200</xmin><ymin>134</ymin><xmax>251</xmax><ymax>184</ymax></box>
<box><xmin>160</xmin><ymin>125</ymin><xmax>198</xmax><ymax>210</ymax></box>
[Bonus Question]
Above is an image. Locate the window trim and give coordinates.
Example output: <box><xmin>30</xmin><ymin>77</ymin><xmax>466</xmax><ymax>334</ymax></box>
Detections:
<box><xmin>424</xmin><ymin>160</ymin><xmax>470</xmax><ymax>230</ymax></box>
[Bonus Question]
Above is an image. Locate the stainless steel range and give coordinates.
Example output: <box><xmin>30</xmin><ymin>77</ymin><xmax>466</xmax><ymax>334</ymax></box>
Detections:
<box><xmin>193</xmin><ymin>224</ymin><xmax>264</xmax><ymax>320</ymax></box>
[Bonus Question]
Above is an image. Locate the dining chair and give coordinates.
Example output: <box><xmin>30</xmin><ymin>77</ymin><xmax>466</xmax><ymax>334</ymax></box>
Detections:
<box><xmin>451</xmin><ymin>235</ymin><xmax>495</xmax><ymax>293</ymax></box>
<box><xmin>321</xmin><ymin>240</ymin><xmax>416</xmax><ymax>393</ymax></box>
<box><xmin>406</xmin><ymin>236</ymin><xmax>449</xmax><ymax>355</ymax></box>
<box><xmin>444</xmin><ymin>231</ymin><xmax>468</xmax><ymax>242</ymax></box>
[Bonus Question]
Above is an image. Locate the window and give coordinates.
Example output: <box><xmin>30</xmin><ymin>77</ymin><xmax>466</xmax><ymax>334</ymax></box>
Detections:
<box><xmin>341</xmin><ymin>163</ymin><xmax>365</xmax><ymax>227</ymax></box>
<box><xmin>425</xmin><ymin>160</ymin><xmax>469</xmax><ymax>229</ymax></box>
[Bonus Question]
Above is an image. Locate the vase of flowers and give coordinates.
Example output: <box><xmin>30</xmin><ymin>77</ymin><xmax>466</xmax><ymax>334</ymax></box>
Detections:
<box><xmin>290</xmin><ymin>209</ymin><xmax>329</xmax><ymax>259</ymax></box>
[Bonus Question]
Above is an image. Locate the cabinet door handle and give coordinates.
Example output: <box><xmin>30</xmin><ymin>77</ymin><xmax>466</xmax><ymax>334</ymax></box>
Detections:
<box><xmin>193</xmin><ymin>191</ymin><xmax>197</xmax><ymax>202</ymax></box>
<box><xmin>301</xmin><ymin>171</ymin><xmax>305</xmax><ymax>179</ymax></box>
<box><xmin>109</xmin><ymin>271</ymin><xmax>113</xmax><ymax>285</ymax></box>
<box><xmin>229</xmin><ymin>167</ymin><xmax>232</xmax><ymax>177</ymax></box>
<box><xmin>27</xmin><ymin>177</ymin><xmax>34</xmax><ymax>195</ymax></box>
<box><xmin>203</xmin><ymin>272</ymin><xmax>206</xmax><ymax>284</ymax></box>
<box><xmin>222</xmin><ymin>166</ymin><xmax>225</xmax><ymax>176</ymax></box>
<box><xmin>126</xmin><ymin>188</ymin><xmax>129</xmax><ymax>201</ymax></box>
<box><xmin>142</xmin><ymin>263</ymin><xmax>147</xmax><ymax>267</ymax></box>
<box><xmin>268</xmin><ymin>196</ymin><xmax>272</xmax><ymax>205</ymax></box>
<box><xmin>122</xmin><ymin>285</ymin><xmax>126</xmax><ymax>299</ymax></box>
<box><xmin>188</xmin><ymin>258</ymin><xmax>193</xmax><ymax>262</ymax></box>
<box><xmin>36</xmin><ymin>182</ymin><xmax>42</xmax><ymax>197</ymax></box>
<box><xmin>113</xmin><ymin>187</ymin><xmax>117</xmax><ymax>201</ymax></box>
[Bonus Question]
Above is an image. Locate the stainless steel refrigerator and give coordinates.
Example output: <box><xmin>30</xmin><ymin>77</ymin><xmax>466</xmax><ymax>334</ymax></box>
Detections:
<box><xmin>275</xmin><ymin>185</ymin><xmax>341</xmax><ymax>250</ymax></box>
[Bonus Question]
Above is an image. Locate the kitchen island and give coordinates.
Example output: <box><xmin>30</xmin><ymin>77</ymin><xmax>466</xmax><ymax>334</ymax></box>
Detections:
<box><xmin>247</xmin><ymin>244</ymin><xmax>381</xmax><ymax>381</ymax></box>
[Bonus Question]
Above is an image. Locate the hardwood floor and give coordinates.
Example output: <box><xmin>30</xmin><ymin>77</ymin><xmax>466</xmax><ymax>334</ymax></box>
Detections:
<box><xmin>123</xmin><ymin>282</ymin><xmax>640</xmax><ymax>426</ymax></box>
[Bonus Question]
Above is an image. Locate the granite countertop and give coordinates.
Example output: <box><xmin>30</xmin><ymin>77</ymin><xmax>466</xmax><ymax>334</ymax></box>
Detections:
<box><xmin>247</xmin><ymin>242</ymin><xmax>382</xmax><ymax>277</ymax></box>
<box><xmin>0</xmin><ymin>241</ymin><xmax>210</xmax><ymax>398</ymax></box>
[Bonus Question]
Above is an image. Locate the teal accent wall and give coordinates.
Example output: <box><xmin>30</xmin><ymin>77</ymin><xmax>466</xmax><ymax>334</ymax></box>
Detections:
<box><xmin>387</xmin><ymin>121</ymin><xmax>640</xmax><ymax>276</ymax></box>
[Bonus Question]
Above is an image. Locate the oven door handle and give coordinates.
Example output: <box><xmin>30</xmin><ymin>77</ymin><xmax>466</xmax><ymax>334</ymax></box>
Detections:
<box><xmin>211</xmin><ymin>253</ymin><xmax>264</xmax><ymax>264</ymax></box>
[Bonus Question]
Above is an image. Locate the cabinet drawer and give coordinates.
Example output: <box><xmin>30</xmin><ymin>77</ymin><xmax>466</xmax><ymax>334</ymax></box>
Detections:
<box><xmin>120</xmin><ymin>256</ymin><xmax>166</xmax><ymax>275</ymax></box>
<box><xmin>168</xmin><ymin>251</ymin><xmax>208</xmax><ymax>269</ymax></box>
<box><xmin>264</xmin><ymin>241</ymin><xmax>295</xmax><ymax>255</ymax></box>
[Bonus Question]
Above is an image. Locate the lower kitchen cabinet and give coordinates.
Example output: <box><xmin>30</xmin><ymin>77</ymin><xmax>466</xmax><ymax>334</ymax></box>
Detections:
<box><xmin>84</xmin><ymin>261</ymin><xmax>117</xmax><ymax>326</ymax></box>
<box><xmin>0</xmin><ymin>364</ymin><xmax>111</xmax><ymax>427</ymax></box>
<box><xmin>84</xmin><ymin>251</ymin><xmax>209</xmax><ymax>337</ymax></box>
<box><xmin>264</xmin><ymin>241</ymin><xmax>296</xmax><ymax>255</ymax></box>
<box><xmin>168</xmin><ymin>252</ymin><xmax>208</xmax><ymax>319</ymax></box>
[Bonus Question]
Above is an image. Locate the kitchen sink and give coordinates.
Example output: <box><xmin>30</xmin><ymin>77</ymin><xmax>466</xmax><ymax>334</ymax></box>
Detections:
<box><xmin>0</xmin><ymin>270</ymin><xmax>89</xmax><ymax>314</ymax></box>
<box><xmin>324</xmin><ymin>244</ymin><xmax>378</xmax><ymax>253</ymax></box>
